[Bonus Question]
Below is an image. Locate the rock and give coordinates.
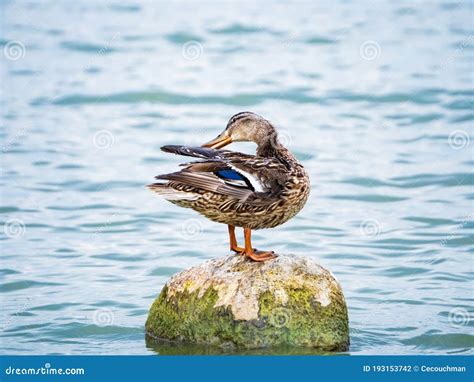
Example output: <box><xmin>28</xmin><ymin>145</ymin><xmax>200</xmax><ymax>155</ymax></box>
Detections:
<box><xmin>146</xmin><ymin>254</ymin><xmax>349</xmax><ymax>351</ymax></box>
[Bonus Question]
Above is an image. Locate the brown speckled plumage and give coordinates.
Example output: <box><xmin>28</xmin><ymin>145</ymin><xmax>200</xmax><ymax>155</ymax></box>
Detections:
<box><xmin>148</xmin><ymin>112</ymin><xmax>310</xmax><ymax>231</ymax></box>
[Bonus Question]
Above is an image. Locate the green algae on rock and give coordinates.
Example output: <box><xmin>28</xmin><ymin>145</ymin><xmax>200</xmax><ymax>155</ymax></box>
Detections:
<box><xmin>146</xmin><ymin>254</ymin><xmax>349</xmax><ymax>351</ymax></box>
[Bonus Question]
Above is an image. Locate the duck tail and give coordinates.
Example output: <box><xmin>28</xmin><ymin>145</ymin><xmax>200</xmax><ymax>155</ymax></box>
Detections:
<box><xmin>146</xmin><ymin>183</ymin><xmax>199</xmax><ymax>201</ymax></box>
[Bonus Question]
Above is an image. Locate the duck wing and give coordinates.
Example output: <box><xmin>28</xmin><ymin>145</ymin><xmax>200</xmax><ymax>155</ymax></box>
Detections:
<box><xmin>152</xmin><ymin>145</ymin><xmax>289</xmax><ymax>202</ymax></box>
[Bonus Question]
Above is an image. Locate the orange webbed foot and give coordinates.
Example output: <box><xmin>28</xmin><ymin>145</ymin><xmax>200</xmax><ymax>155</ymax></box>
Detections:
<box><xmin>231</xmin><ymin>245</ymin><xmax>257</xmax><ymax>254</ymax></box>
<box><xmin>245</xmin><ymin>250</ymin><xmax>276</xmax><ymax>262</ymax></box>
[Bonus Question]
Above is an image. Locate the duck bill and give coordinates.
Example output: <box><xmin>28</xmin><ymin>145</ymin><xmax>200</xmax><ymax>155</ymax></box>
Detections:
<box><xmin>201</xmin><ymin>134</ymin><xmax>232</xmax><ymax>149</ymax></box>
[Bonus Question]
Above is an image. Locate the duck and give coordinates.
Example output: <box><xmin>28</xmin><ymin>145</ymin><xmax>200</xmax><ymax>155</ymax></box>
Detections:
<box><xmin>148</xmin><ymin>112</ymin><xmax>310</xmax><ymax>262</ymax></box>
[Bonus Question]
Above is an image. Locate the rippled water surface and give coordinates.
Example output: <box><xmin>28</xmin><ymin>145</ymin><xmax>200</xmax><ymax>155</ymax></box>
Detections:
<box><xmin>1</xmin><ymin>1</ymin><xmax>473</xmax><ymax>355</ymax></box>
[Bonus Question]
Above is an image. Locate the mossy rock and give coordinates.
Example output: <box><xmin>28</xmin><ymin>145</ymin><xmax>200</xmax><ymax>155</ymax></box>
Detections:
<box><xmin>146</xmin><ymin>254</ymin><xmax>349</xmax><ymax>351</ymax></box>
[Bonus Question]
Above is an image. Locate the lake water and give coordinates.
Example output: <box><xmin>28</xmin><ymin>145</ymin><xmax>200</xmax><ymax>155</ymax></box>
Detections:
<box><xmin>1</xmin><ymin>1</ymin><xmax>473</xmax><ymax>355</ymax></box>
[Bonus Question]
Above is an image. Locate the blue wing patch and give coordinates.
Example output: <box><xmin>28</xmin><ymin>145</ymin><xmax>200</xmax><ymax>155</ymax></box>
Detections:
<box><xmin>214</xmin><ymin>169</ymin><xmax>254</xmax><ymax>191</ymax></box>
<box><xmin>216</xmin><ymin>169</ymin><xmax>245</xmax><ymax>181</ymax></box>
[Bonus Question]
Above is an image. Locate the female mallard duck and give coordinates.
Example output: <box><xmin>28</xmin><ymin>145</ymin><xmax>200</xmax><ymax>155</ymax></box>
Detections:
<box><xmin>148</xmin><ymin>112</ymin><xmax>310</xmax><ymax>262</ymax></box>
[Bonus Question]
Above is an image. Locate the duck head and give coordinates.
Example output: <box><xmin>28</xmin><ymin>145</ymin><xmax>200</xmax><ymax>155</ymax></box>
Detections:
<box><xmin>202</xmin><ymin>112</ymin><xmax>277</xmax><ymax>149</ymax></box>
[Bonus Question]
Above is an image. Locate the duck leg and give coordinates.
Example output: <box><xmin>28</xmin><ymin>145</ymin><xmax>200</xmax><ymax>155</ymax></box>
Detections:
<box><xmin>228</xmin><ymin>225</ymin><xmax>245</xmax><ymax>253</ymax></box>
<box><xmin>228</xmin><ymin>225</ymin><xmax>258</xmax><ymax>254</ymax></box>
<box><xmin>243</xmin><ymin>227</ymin><xmax>276</xmax><ymax>262</ymax></box>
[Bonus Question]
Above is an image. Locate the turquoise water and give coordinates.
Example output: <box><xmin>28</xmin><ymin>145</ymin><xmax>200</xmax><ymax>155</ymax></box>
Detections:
<box><xmin>1</xmin><ymin>1</ymin><xmax>473</xmax><ymax>355</ymax></box>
